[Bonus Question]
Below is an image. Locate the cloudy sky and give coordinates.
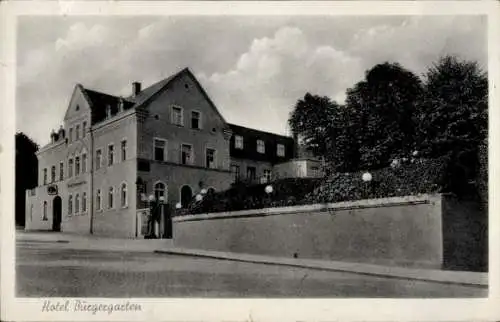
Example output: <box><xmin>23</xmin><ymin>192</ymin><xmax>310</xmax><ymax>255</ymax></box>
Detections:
<box><xmin>16</xmin><ymin>15</ymin><xmax>487</xmax><ymax>146</ymax></box>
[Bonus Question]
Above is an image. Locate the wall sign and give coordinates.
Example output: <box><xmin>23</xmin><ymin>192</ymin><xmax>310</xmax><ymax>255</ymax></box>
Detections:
<box><xmin>47</xmin><ymin>185</ymin><xmax>58</xmax><ymax>195</ymax></box>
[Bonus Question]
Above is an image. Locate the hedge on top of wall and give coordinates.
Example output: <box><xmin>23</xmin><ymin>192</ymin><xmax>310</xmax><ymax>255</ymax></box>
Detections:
<box><xmin>304</xmin><ymin>157</ymin><xmax>447</xmax><ymax>204</ymax></box>
<box><xmin>180</xmin><ymin>157</ymin><xmax>449</xmax><ymax>216</ymax></box>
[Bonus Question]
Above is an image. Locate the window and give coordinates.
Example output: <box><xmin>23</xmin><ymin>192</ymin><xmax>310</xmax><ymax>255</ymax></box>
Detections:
<box><xmin>172</xmin><ymin>106</ymin><xmax>183</xmax><ymax>126</ymax></box>
<box><xmin>82</xmin><ymin>121</ymin><xmax>87</xmax><ymax>136</ymax></box>
<box><xmin>181</xmin><ymin>144</ymin><xmax>193</xmax><ymax>165</ymax></box>
<box><xmin>82</xmin><ymin>192</ymin><xmax>87</xmax><ymax>212</ymax></box>
<box><xmin>154</xmin><ymin>182</ymin><xmax>166</xmax><ymax>200</ymax></box>
<box><xmin>108</xmin><ymin>187</ymin><xmax>114</xmax><ymax>209</ymax></box>
<box><xmin>59</xmin><ymin>162</ymin><xmax>64</xmax><ymax>181</ymax></box>
<box><xmin>68</xmin><ymin>158</ymin><xmax>73</xmax><ymax>177</ymax></box>
<box><xmin>75</xmin><ymin>156</ymin><xmax>80</xmax><ymax>176</ymax></box>
<box><xmin>51</xmin><ymin>166</ymin><xmax>56</xmax><ymax>183</ymax></box>
<box><xmin>191</xmin><ymin>111</ymin><xmax>200</xmax><ymax>129</ymax></box>
<box><xmin>82</xmin><ymin>153</ymin><xmax>87</xmax><ymax>173</ymax></box>
<box><xmin>121</xmin><ymin>140</ymin><xmax>127</xmax><ymax>161</ymax></box>
<box><xmin>311</xmin><ymin>166</ymin><xmax>320</xmax><ymax>177</ymax></box>
<box><xmin>96</xmin><ymin>189</ymin><xmax>102</xmax><ymax>210</ymax></box>
<box><xmin>247</xmin><ymin>166</ymin><xmax>256</xmax><ymax>181</ymax></box>
<box><xmin>43</xmin><ymin>168</ymin><xmax>47</xmax><ymax>185</ymax></box>
<box><xmin>153</xmin><ymin>139</ymin><xmax>167</xmax><ymax>161</ymax></box>
<box><xmin>96</xmin><ymin>149</ymin><xmax>102</xmax><ymax>170</ymax></box>
<box><xmin>75</xmin><ymin>194</ymin><xmax>80</xmax><ymax>214</ymax></box>
<box><xmin>206</xmin><ymin>148</ymin><xmax>216</xmax><ymax>169</ymax></box>
<box><xmin>42</xmin><ymin>201</ymin><xmax>48</xmax><ymax>221</ymax></box>
<box><xmin>277</xmin><ymin>144</ymin><xmax>285</xmax><ymax>157</ymax></box>
<box><xmin>76</xmin><ymin>124</ymin><xmax>80</xmax><ymax>140</ymax></box>
<box><xmin>69</xmin><ymin>128</ymin><xmax>73</xmax><ymax>142</ymax></box>
<box><xmin>231</xmin><ymin>165</ymin><xmax>240</xmax><ymax>182</ymax></box>
<box><xmin>68</xmin><ymin>195</ymin><xmax>73</xmax><ymax>215</ymax></box>
<box><xmin>263</xmin><ymin>169</ymin><xmax>272</xmax><ymax>183</ymax></box>
<box><xmin>257</xmin><ymin>140</ymin><xmax>265</xmax><ymax>154</ymax></box>
<box><xmin>235</xmin><ymin>135</ymin><xmax>244</xmax><ymax>149</ymax></box>
<box><xmin>108</xmin><ymin>144</ymin><xmax>114</xmax><ymax>166</ymax></box>
<box><xmin>121</xmin><ymin>183</ymin><xmax>128</xmax><ymax>207</ymax></box>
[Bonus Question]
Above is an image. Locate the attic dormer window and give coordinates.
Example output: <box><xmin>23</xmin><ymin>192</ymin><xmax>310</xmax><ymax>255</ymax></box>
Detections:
<box><xmin>106</xmin><ymin>105</ymin><xmax>112</xmax><ymax>118</ymax></box>
<box><xmin>118</xmin><ymin>98</ymin><xmax>124</xmax><ymax>112</ymax></box>
<box><xmin>257</xmin><ymin>140</ymin><xmax>265</xmax><ymax>154</ymax></box>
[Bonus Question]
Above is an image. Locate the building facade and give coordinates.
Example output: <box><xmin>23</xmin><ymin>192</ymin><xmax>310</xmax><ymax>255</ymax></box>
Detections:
<box><xmin>25</xmin><ymin>68</ymin><xmax>321</xmax><ymax>238</ymax></box>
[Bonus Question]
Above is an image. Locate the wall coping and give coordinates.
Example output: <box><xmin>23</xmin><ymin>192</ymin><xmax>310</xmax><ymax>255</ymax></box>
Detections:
<box><xmin>173</xmin><ymin>193</ymin><xmax>442</xmax><ymax>223</ymax></box>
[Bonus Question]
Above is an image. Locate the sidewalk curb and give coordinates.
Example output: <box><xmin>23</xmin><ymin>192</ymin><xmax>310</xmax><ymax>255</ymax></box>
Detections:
<box><xmin>154</xmin><ymin>249</ymin><xmax>488</xmax><ymax>288</ymax></box>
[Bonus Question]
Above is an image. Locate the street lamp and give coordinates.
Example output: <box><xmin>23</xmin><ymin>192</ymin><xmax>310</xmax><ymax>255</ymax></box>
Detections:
<box><xmin>265</xmin><ymin>185</ymin><xmax>273</xmax><ymax>207</ymax></box>
<box><xmin>175</xmin><ymin>202</ymin><xmax>182</xmax><ymax>209</ymax></box>
<box><xmin>390</xmin><ymin>159</ymin><xmax>400</xmax><ymax>169</ymax></box>
<box><xmin>146</xmin><ymin>194</ymin><xmax>164</xmax><ymax>239</ymax></box>
<box><xmin>362</xmin><ymin>172</ymin><xmax>372</xmax><ymax>199</ymax></box>
<box><xmin>200</xmin><ymin>188</ymin><xmax>207</xmax><ymax>195</ymax></box>
<box><xmin>195</xmin><ymin>194</ymin><xmax>203</xmax><ymax>202</ymax></box>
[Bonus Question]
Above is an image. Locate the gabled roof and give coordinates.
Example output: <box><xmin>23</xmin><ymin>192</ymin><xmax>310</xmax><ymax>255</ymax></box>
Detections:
<box><xmin>228</xmin><ymin>123</ymin><xmax>293</xmax><ymax>140</ymax></box>
<box><xmin>73</xmin><ymin>67</ymin><xmax>227</xmax><ymax>126</ymax></box>
<box><xmin>128</xmin><ymin>67</ymin><xmax>228</xmax><ymax>125</ymax></box>
<box><xmin>126</xmin><ymin>74</ymin><xmax>178</xmax><ymax>107</ymax></box>
<box><xmin>80</xmin><ymin>87</ymin><xmax>135</xmax><ymax>124</ymax></box>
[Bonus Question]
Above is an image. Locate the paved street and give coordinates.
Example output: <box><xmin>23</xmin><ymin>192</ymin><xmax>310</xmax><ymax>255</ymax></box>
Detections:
<box><xmin>16</xmin><ymin>239</ymin><xmax>486</xmax><ymax>297</ymax></box>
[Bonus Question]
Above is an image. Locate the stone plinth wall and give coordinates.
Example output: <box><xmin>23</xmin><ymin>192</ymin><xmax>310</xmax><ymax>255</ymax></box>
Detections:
<box><xmin>173</xmin><ymin>194</ymin><xmax>487</xmax><ymax>270</ymax></box>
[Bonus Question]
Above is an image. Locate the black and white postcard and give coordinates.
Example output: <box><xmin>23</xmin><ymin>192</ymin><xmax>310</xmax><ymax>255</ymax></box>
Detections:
<box><xmin>1</xmin><ymin>1</ymin><xmax>499</xmax><ymax>321</ymax></box>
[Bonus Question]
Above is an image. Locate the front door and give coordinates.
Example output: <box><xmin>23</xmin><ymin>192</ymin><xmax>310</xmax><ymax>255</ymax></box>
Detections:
<box><xmin>180</xmin><ymin>185</ymin><xmax>193</xmax><ymax>208</ymax></box>
<box><xmin>52</xmin><ymin>196</ymin><xmax>62</xmax><ymax>231</ymax></box>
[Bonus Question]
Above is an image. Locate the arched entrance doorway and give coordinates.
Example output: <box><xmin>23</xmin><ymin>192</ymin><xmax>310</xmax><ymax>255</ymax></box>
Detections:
<box><xmin>180</xmin><ymin>185</ymin><xmax>193</xmax><ymax>208</ymax></box>
<box><xmin>52</xmin><ymin>196</ymin><xmax>62</xmax><ymax>231</ymax></box>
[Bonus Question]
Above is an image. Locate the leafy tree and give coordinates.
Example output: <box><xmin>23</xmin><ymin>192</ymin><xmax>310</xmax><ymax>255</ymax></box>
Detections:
<box><xmin>326</xmin><ymin>105</ymin><xmax>361</xmax><ymax>172</ymax></box>
<box><xmin>288</xmin><ymin>93</ymin><xmax>361</xmax><ymax>172</ymax></box>
<box><xmin>415</xmin><ymin>55</ymin><xmax>488</xmax><ymax>197</ymax></box>
<box><xmin>344</xmin><ymin>62</ymin><xmax>423</xmax><ymax>169</ymax></box>
<box><xmin>288</xmin><ymin>93</ymin><xmax>338</xmax><ymax>157</ymax></box>
<box><xmin>15</xmin><ymin>132</ymin><xmax>38</xmax><ymax>226</ymax></box>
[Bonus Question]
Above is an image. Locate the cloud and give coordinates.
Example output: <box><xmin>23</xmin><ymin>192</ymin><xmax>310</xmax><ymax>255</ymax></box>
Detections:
<box><xmin>197</xmin><ymin>26</ymin><xmax>363</xmax><ymax>135</ymax></box>
<box><xmin>15</xmin><ymin>16</ymin><xmax>487</xmax><ymax>146</ymax></box>
<box><xmin>348</xmin><ymin>16</ymin><xmax>487</xmax><ymax>75</ymax></box>
<box><xmin>55</xmin><ymin>23</ymin><xmax>110</xmax><ymax>51</ymax></box>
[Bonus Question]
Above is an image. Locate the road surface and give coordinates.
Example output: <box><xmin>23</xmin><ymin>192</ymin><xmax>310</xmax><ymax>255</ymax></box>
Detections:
<box><xmin>16</xmin><ymin>239</ymin><xmax>487</xmax><ymax>297</ymax></box>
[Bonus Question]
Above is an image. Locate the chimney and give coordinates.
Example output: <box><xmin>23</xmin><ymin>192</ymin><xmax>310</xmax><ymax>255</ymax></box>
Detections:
<box><xmin>50</xmin><ymin>130</ymin><xmax>56</xmax><ymax>143</ymax></box>
<box><xmin>58</xmin><ymin>125</ymin><xmax>65</xmax><ymax>138</ymax></box>
<box><xmin>132</xmin><ymin>82</ymin><xmax>141</xmax><ymax>96</ymax></box>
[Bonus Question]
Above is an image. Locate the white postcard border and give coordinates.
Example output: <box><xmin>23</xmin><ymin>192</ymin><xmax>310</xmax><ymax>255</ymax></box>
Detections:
<box><xmin>1</xmin><ymin>1</ymin><xmax>499</xmax><ymax>321</ymax></box>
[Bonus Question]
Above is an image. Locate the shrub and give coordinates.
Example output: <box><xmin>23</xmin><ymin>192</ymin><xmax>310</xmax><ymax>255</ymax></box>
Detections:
<box><xmin>305</xmin><ymin>157</ymin><xmax>447</xmax><ymax>204</ymax></box>
<box><xmin>180</xmin><ymin>157</ymin><xmax>448</xmax><ymax>215</ymax></box>
<box><xmin>183</xmin><ymin>178</ymin><xmax>322</xmax><ymax>215</ymax></box>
